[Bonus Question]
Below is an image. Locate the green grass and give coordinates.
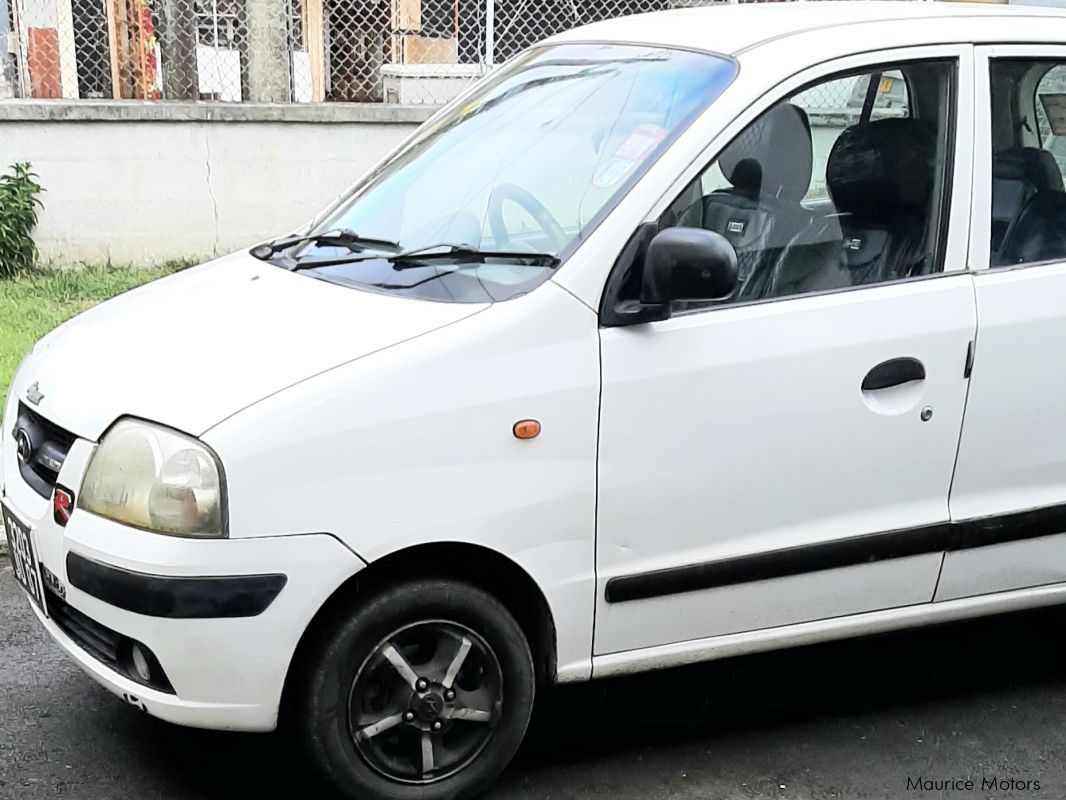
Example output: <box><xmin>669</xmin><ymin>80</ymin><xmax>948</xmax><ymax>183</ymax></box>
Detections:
<box><xmin>1</xmin><ymin>264</ymin><xmax>191</xmax><ymax>402</ymax></box>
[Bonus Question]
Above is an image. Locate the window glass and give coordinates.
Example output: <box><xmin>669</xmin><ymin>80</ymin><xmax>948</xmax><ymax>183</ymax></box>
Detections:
<box><xmin>651</xmin><ymin>61</ymin><xmax>952</xmax><ymax>309</ymax></box>
<box><xmin>302</xmin><ymin>43</ymin><xmax>737</xmax><ymax>303</ymax></box>
<box><xmin>793</xmin><ymin>70</ymin><xmax>910</xmax><ymax>199</ymax></box>
<box><xmin>694</xmin><ymin>71</ymin><xmax>909</xmax><ymax>201</ymax></box>
<box><xmin>990</xmin><ymin>60</ymin><xmax>1066</xmax><ymax>267</ymax></box>
<box><xmin>1035</xmin><ymin>66</ymin><xmax>1066</xmax><ymax>180</ymax></box>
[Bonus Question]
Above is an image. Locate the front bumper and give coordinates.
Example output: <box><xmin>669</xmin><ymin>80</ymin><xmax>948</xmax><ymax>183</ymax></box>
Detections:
<box><xmin>3</xmin><ymin>435</ymin><xmax>366</xmax><ymax>732</ymax></box>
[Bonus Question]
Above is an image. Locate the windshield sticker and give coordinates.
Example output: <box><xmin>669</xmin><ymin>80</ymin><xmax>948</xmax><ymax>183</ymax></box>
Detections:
<box><xmin>1041</xmin><ymin>94</ymin><xmax>1066</xmax><ymax>136</ymax></box>
<box><xmin>593</xmin><ymin>123</ymin><xmax>668</xmax><ymax>188</ymax></box>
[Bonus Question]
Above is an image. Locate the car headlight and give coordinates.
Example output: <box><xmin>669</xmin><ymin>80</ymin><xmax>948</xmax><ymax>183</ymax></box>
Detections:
<box><xmin>79</xmin><ymin>419</ymin><xmax>226</xmax><ymax>538</ymax></box>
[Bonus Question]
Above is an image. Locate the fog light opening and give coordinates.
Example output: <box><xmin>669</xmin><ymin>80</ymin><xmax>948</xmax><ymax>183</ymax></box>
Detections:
<box><xmin>131</xmin><ymin>643</ymin><xmax>152</xmax><ymax>683</ymax></box>
<box><xmin>118</xmin><ymin>639</ymin><xmax>173</xmax><ymax>692</ymax></box>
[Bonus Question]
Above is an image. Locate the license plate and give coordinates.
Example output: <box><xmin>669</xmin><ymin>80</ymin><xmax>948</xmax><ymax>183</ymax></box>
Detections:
<box><xmin>2</xmin><ymin>502</ymin><xmax>47</xmax><ymax>616</ymax></box>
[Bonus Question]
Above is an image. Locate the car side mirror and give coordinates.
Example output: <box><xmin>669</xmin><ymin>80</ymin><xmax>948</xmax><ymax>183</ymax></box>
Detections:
<box><xmin>640</xmin><ymin>227</ymin><xmax>739</xmax><ymax>307</ymax></box>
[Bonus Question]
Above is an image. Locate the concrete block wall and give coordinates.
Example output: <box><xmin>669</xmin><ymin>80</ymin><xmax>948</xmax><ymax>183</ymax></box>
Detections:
<box><xmin>0</xmin><ymin>101</ymin><xmax>431</xmax><ymax>265</ymax></box>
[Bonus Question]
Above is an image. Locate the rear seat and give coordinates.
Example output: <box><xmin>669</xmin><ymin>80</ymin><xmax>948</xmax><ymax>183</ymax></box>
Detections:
<box><xmin>997</xmin><ymin>189</ymin><xmax>1066</xmax><ymax>266</ymax></box>
<box><xmin>991</xmin><ymin>147</ymin><xmax>1065</xmax><ymax>264</ymax></box>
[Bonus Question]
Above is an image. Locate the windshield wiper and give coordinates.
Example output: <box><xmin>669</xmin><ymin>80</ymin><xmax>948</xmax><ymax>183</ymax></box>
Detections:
<box><xmin>284</xmin><ymin>242</ymin><xmax>560</xmax><ymax>273</ymax></box>
<box><xmin>388</xmin><ymin>243</ymin><xmax>559</xmax><ymax>268</ymax></box>
<box><xmin>250</xmin><ymin>228</ymin><xmax>401</xmax><ymax>262</ymax></box>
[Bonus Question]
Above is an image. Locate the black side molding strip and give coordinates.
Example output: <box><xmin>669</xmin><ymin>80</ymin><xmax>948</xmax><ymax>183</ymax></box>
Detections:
<box><xmin>605</xmin><ymin>503</ymin><xmax>1066</xmax><ymax>604</ymax></box>
<box><xmin>66</xmin><ymin>552</ymin><xmax>287</xmax><ymax>618</ymax></box>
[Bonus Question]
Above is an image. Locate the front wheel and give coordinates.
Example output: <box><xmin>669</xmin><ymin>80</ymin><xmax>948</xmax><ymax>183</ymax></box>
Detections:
<box><xmin>298</xmin><ymin>579</ymin><xmax>536</xmax><ymax>800</ymax></box>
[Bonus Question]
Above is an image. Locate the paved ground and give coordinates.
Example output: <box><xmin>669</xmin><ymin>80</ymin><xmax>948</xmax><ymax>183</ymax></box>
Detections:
<box><xmin>3</xmin><ymin>562</ymin><xmax>1066</xmax><ymax>800</ymax></box>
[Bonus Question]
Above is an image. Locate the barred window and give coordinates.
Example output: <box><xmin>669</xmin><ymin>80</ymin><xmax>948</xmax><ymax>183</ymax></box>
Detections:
<box><xmin>195</xmin><ymin>0</ymin><xmax>241</xmax><ymax>48</ymax></box>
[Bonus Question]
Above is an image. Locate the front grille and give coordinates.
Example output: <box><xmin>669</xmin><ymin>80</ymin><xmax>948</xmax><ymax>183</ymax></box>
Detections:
<box><xmin>12</xmin><ymin>403</ymin><xmax>76</xmax><ymax>499</ymax></box>
<box><xmin>43</xmin><ymin>584</ymin><xmax>175</xmax><ymax>694</ymax></box>
<box><xmin>45</xmin><ymin>583</ymin><xmax>123</xmax><ymax>667</ymax></box>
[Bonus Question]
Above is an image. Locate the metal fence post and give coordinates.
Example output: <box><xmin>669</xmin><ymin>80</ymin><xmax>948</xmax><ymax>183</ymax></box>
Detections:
<box><xmin>246</xmin><ymin>0</ymin><xmax>293</xmax><ymax>101</ymax></box>
<box><xmin>0</xmin><ymin>0</ymin><xmax>10</xmax><ymax>95</ymax></box>
<box><xmin>158</xmin><ymin>0</ymin><xmax>199</xmax><ymax>99</ymax></box>
<box><xmin>485</xmin><ymin>0</ymin><xmax>495</xmax><ymax>68</ymax></box>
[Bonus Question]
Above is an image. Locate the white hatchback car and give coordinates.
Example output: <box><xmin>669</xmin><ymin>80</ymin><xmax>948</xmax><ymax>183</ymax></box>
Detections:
<box><xmin>7</xmin><ymin>2</ymin><xmax>1066</xmax><ymax>797</ymax></box>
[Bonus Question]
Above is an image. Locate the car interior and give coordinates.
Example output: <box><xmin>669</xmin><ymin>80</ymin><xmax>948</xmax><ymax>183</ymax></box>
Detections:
<box><xmin>675</xmin><ymin>101</ymin><xmax>816</xmax><ymax>301</ymax></box>
<box><xmin>641</xmin><ymin>60</ymin><xmax>958</xmax><ymax>308</ymax></box>
<box><xmin>990</xmin><ymin>59</ymin><xmax>1066</xmax><ymax>267</ymax></box>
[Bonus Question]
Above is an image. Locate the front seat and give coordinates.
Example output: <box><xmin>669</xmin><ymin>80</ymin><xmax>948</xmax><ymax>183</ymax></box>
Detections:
<box><xmin>768</xmin><ymin>118</ymin><xmax>937</xmax><ymax>296</ymax></box>
<box><xmin>991</xmin><ymin>147</ymin><xmax>1064</xmax><ymax>261</ymax></box>
<box><xmin>676</xmin><ymin>102</ymin><xmax>815</xmax><ymax>301</ymax></box>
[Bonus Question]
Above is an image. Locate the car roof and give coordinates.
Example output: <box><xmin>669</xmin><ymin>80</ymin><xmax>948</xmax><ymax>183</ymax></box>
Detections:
<box><xmin>551</xmin><ymin>1</ymin><xmax>1066</xmax><ymax>57</ymax></box>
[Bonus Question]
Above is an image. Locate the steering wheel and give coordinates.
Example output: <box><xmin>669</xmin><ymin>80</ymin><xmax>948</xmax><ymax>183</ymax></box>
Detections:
<box><xmin>487</xmin><ymin>184</ymin><xmax>568</xmax><ymax>253</ymax></box>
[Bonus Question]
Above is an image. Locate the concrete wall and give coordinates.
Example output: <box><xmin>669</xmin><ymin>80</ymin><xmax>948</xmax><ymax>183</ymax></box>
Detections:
<box><xmin>0</xmin><ymin>101</ymin><xmax>431</xmax><ymax>265</ymax></box>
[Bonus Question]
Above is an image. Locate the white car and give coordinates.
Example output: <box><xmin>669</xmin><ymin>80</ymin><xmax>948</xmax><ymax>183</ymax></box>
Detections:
<box><xmin>7</xmin><ymin>2</ymin><xmax>1066</xmax><ymax>797</ymax></box>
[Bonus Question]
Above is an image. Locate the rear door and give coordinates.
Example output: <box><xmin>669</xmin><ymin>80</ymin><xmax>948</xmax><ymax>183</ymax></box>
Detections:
<box><xmin>941</xmin><ymin>45</ymin><xmax>1066</xmax><ymax>600</ymax></box>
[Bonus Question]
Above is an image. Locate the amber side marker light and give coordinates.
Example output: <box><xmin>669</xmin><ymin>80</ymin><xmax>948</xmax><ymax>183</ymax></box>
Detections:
<box><xmin>513</xmin><ymin>420</ymin><xmax>541</xmax><ymax>440</ymax></box>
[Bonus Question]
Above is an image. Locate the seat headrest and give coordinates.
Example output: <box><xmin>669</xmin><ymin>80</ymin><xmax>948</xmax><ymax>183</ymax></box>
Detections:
<box><xmin>994</xmin><ymin>147</ymin><xmax>1065</xmax><ymax>194</ymax></box>
<box><xmin>826</xmin><ymin>119</ymin><xmax>936</xmax><ymax>217</ymax></box>
<box><xmin>719</xmin><ymin>103</ymin><xmax>813</xmax><ymax>202</ymax></box>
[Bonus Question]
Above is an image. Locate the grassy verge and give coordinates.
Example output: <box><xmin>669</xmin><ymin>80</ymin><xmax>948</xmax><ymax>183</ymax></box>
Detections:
<box><xmin>1</xmin><ymin>264</ymin><xmax>191</xmax><ymax>402</ymax></box>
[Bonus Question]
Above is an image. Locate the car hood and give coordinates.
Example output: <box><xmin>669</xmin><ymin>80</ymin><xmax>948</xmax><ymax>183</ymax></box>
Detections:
<box><xmin>11</xmin><ymin>253</ymin><xmax>487</xmax><ymax>440</ymax></box>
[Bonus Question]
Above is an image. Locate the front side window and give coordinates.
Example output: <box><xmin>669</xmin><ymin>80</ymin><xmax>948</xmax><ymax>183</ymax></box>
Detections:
<box><xmin>990</xmin><ymin>58</ymin><xmax>1066</xmax><ymax>267</ymax></box>
<box><xmin>645</xmin><ymin>60</ymin><xmax>954</xmax><ymax>309</ymax></box>
<box><xmin>277</xmin><ymin>44</ymin><xmax>737</xmax><ymax>303</ymax></box>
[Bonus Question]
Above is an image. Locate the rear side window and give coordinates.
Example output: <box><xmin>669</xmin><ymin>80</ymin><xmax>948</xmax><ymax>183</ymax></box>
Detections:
<box><xmin>1036</xmin><ymin>65</ymin><xmax>1066</xmax><ymax>179</ymax></box>
<box><xmin>989</xmin><ymin>59</ymin><xmax>1066</xmax><ymax>267</ymax></box>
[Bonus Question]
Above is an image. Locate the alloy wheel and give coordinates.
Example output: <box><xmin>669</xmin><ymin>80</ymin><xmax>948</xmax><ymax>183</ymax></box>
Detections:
<box><xmin>347</xmin><ymin>620</ymin><xmax>504</xmax><ymax>784</ymax></box>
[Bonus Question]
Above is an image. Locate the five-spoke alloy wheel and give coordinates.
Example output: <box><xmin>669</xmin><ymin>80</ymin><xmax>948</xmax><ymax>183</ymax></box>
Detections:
<box><xmin>350</xmin><ymin>620</ymin><xmax>502</xmax><ymax>783</ymax></box>
<box><xmin>298</xmin><ymin>579</ymin><xmax>536</xmax><ymax>800</ymax></box>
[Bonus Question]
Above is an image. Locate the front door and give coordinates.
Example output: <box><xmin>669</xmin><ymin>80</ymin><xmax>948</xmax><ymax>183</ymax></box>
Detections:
<box><xmin>595</xmin><ymin>52</ymin><xmax>976</xmax><ymax>656</ymax></box>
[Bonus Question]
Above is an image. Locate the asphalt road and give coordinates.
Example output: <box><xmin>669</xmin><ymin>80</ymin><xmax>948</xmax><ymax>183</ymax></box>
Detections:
<box><xmin>4</xmin><ymin>562</ymin><xmax>1066</xmax><ymax>800</ymax></box>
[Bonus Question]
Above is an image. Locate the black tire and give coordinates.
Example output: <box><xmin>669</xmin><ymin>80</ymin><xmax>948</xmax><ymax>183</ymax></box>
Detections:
<box><xmin>298</xmin><ymin>578</ymin><xmax>535</xmax><ymax>800</ymax></box>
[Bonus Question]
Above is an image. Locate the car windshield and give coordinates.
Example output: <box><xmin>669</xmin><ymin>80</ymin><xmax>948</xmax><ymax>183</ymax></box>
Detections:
<box><xmin>289</xmin><ymin>43</ymin><xmax>737</xmax><ymax>303</ymax></box>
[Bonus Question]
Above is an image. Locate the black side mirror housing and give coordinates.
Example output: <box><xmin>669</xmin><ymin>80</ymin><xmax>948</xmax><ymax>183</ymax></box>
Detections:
<box><xmin>640</xmin><ymin>227</ymin><xmax>739</xmax><ymax>306</ymax></box>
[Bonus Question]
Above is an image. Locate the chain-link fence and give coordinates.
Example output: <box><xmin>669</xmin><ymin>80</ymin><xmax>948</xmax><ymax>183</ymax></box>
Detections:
<box><xmin>0</xmin><ymin>0</ymin><xmax>928</xmax><ymax>104</ymax></box>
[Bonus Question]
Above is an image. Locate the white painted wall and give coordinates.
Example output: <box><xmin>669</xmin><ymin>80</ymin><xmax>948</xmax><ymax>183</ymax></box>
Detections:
<box><xmin>0</xmin><ymin>105</ymin><xmax>426</xmax><ymax>265</ymax></box>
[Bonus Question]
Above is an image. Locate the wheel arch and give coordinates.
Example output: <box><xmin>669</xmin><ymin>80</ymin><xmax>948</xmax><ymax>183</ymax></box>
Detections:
<box><xmin>280</xmin><ymin>541</ymin><xmax>558</xmax><ymax>726</ymax></box>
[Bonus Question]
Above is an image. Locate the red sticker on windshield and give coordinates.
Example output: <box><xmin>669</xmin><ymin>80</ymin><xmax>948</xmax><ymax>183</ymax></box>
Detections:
<box><xmin>614</xmin><ymin>124</ymin><xmax>668</xmax><ymax>161</ymax></box>
<box><xmin>593</xmin><ymin>124</ymin><xmax>669</xmax><ymax>189</ymax></box>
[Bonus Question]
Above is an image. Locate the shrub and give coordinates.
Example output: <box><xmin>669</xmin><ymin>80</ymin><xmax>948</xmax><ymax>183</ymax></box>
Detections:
<box><xmin>0</xmin><ymin>162</ymin><xmax>45</xmax><ymax>280</ymax></box>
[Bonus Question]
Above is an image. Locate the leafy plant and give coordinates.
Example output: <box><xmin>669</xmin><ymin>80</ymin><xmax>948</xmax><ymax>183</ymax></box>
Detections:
<box><xmin>0</xmin><ymin>162</ymin><xmax>45</xmax><ymax>280</ymax></box>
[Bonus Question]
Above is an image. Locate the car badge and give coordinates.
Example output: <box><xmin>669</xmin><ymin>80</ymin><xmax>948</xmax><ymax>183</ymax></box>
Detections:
<box><xmin>15</xmin><ymin>428</ymin><xmax>33</xmax><ymax>464</ymax></box>
<box><xmin>25</xmin><ymin>381</ymin><xmax>44</xmax><ymax>406</ymax></box>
